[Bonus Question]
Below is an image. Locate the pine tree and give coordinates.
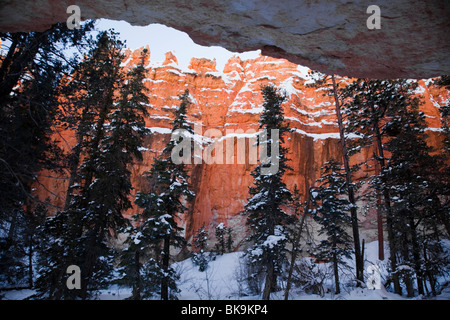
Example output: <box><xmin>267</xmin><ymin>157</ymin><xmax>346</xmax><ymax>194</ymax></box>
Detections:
<box><xmin>305</xmin><ymin>71</ymin><xmax>364</xmax><ymax>284</ymax></box>
<box><xmin>0</xmin><ymin>205</ymin><xmax>47</xmax><ymax>289</ymax></box>
<box><xmin>79</xmin><ymin>43</ymin><xmax>149</xmax><ymax>299</ymax></box>
<box><xmin>0</xmin><ymin>23</ymin><xmax>93</xmax><ymax>205</ymax></box>
<box><xmin>342</xmin><ymin>78</ymin><xmax>448</xmax><ymax>296</ymax></box>
<box><xmin>133</xmin><ymin>89</ymin><xmax>195</xmax><ymax>300</ymax></box>
<box><xmin>34</xmin><ymin>205</ymin><xmax>82</xmax><ymax>299</ymax></box>
<box><xmin>118</xmin><ymin>220</ymin><xmax>171</xmax><ymax>300</ymax></box>
<box><xmin>0</xmin><ymin>24</ymin><xmax>93</xmax><ymax>283</ymax></box>
<box><xmin>226</xmin><ymin>226</ymin><xmax>234</xmax><ymax>253</ymax></box>
<box><xmin>243</xmin><ymin>85</ymin><xmax>293</xmax><ymax>300</ymax></box>
<box><xmin>382</xmin><ymin>86</ymin><xmax>446</xmax><ymax>296</ymax></box>
<box><xmin>192</xmin><ymin>225</ymin><xmax>210</xmax><ymax>272</ymax></box>
<box><xmin>62</xmin><ymin>31</ymin><xmax>127</xmax><ymax>300</ymax></box>
<box><xmin>284</xmin><ymin>184</ymin><xmax>308</xmax><ymax>300</ymax></box>
<box><xmin>433</xmin><ymin>75</ymin><xmax>450</xmax><ymax>238</ymax></box>
<box><xmin>215</xmin><ymin>223</ymin><xmax>226</xmax><ymax>255</ymax></box>
<box><xmin>214</xmin><ymin>223</ymin><xmax>234</xmax><ymax>254</ymax></box>
<box><xmin>341</xmin><ymin>78</ymin><xmax>409</xmax><ymax>294</ymax></box>
<box><xmin>311</xmin><ymin>159</ymin><xmax>353</xmax><ymax>295</ymax></box>
<box><xmin>35</xmin><ymin>31</ymin><xmax>149</xmax><ymax>299</ymax></box>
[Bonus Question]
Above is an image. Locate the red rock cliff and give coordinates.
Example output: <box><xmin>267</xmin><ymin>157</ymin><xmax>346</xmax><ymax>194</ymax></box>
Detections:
<box><xmin>35</xmin><ymin>48</ymin><xmax>449</xmax><ymax>246</ymax></box>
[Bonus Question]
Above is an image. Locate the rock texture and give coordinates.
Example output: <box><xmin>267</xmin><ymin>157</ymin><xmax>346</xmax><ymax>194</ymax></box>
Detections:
<box><xmin>35</xmin><ymin>48</ymin><xmax>449</xmax><ymax>246</ymax></box>
<box><xmin>1</xmin><ymin>0</ymin><xmax>449</xmax><ymax>78</ymax></box>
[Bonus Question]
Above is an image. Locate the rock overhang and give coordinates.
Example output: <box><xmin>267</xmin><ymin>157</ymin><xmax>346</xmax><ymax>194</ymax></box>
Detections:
<box><xmin>0</xmin><ymin>0</ymin><xmax>449</xmax><ymax>79</ymax></box>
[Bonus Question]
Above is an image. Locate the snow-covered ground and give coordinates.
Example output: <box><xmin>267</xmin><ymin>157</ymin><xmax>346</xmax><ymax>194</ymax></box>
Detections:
<box><xmin>174</xmin><ymin>245</ymin><xmax>404</xmax><ymax>300</ymax></box>
<box><xmin>2</xmin><ymin>241</ymin><xmax>449</xmax><ymax>300</ymax></box>
<box><xmin>173</xmin><ymin>240</ymin><xmax>449</xmax><ymax>300</ymax></box>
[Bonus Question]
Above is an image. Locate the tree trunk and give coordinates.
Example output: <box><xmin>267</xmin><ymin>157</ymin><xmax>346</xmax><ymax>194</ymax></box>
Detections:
<box><xmin>262</xmin><ymin>260</ymin><xmax>275</xmax><ymax>300</ymax></box>
<box><xmin>28</xmin><ymin>233</ymin><xmax>33</xmax><ymax>289</ymax></box>
<box><xmin>408</xmin><ymin>214</ymin><xmax>424</xmax><ymax>295</ymax></box>
<box><xmin>63</xmin><ymin>103</ymin><xmax>93</xmax><ymax>211</ymax></box>
<box><xmin>62</xmin><ymin>98</ymin><xmax>95</xmax><ymax>211</ymax></box>
<box><xmin>63</xmin><ymin>139</ymin><xmax>82</xmax><ymax>211</ymax></box>
<box><xmin>373</xmin><ymin>143</ymin><xmax>385</xmax><ymax>260</ymax></box>
<box><xmin>82</xmin><ymin>98</ymin><xmax>111</xmax><ymax>190</ymax></box>
<box><xmin>132</xmin><ymin>250</ymin><xmax>141</xmax><ymax>300</ymax></box>
<box><xmin>432</xmin><ymin>193</ymin><xmax>450</xmax><ymax>238</ymax></box>
<box><xmin>333</xmin><ymin>252</ymin><xmax>340</xmax><ymax>294</ymax></box>
<box><xmin>284</xmin><ymin>217</ymin><xmax>307</xmax><ymax>300</ymax></box>
<box><xmin>284</xmin><ymin>188</ymin><xmax>310</xmax><ymax>300</ymax></box>
<box><xmin>80</xmin><ymin>230</ymin><xmax>99</xmax><ymax>300</ymax></box>
<box><xmin>423</xmin><ymin>242</ymin><xmax>437</xmax><ymax>296</ymax></box>
<box><xmin>331</xmin><ymin>75</ymin><xmax>364</xmax><ymax>284</ymax></box>
<box><xmin>369</xmin><ymin>103</ymin><xmax>402</xmax><ymax>295</ymax></box>
<box><xmin>400</xmin><ymin>233</ymin><xmax>415</xmax><ymax>298</ymax></box>
<box><xmin>161</xmin><ymin>235</ymin><xmax>170</xmax><ymax>300</ymax></box>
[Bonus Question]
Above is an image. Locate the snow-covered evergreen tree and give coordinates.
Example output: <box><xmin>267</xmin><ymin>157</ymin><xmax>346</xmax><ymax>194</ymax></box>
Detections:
<box><xmin>0</xmin><ymin>22</ymin><xmax>93</xmax><ymax>224</ymax></box>
<box><xmin>434</xmin><ymin>75</ymin><xmax>450</xmax><ymax>238</ymax></box>
<box><xmin>341</xmin><ymin>78</ymin><xmax>406</xmax><ymax>294</ymax></box>
<box><xmin>0</xmin><ymin>24</ymin><xmax>93</xmax><ymax>293</ymax></box>
<box><xmin>342</xmin><ymin>78</ymin><xmax>448</xmax><ymax>296</ymax></box>
<box><xmin>382</xmin><ymin>86</ymin><xmax>446</xmax><ymax>296</ymax></box>
<box><xmin>0</xmin><ymin>205</ymin><xmax>47</xmax><ymax>289</ymax></box>
<box><xmin>226</xmin><ymin>226</ymin><xmax>234</xmax><ymax>253</ymax></box>
<box><xmin>214</xmin><ymin>223</ymin><xmax>234</xmax><ymax>254</ymax></box>
<box><xmin>35</xmin><ymin>32</ymin><xmax>149</xmax><ymax>299</ymax></box>
<box><xmin>305</xmin><ymin>71</ymin><xmax>364</xmax><ymax>284</ymax></box>
<box><xmin>192</xmin><ymin>225</ymin><xmax>210</xmax><ymax>272</ymax></box>
<box><xmin>311</xmin><ymin>159</ymin><xmax>353</xmax><ymax>294</ymax></box>
<box><xmin>133</xmin><ymin>89</ymin><xmax>195</xmax><ymax>300</ymax></box>
<box><xmin>243</xmin><ymin>85</ymin><xmax>293</xmax><ymax>300</ymax></box>
<box><xmin>214</xmin><ymin>223</ymin><xmax>226</xmax><ymax>255</ymax></box>
<box><xmin>438</xmin><ymin>76</ymin><xmax>450</xmax><ymax>153</ymax></box>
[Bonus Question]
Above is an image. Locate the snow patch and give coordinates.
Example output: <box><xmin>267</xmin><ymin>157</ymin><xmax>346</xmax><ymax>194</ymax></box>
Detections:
<box><xmin>146</xmin><ymin>127</ymin><xmax>172</xmax><ymax>134</ymax></box>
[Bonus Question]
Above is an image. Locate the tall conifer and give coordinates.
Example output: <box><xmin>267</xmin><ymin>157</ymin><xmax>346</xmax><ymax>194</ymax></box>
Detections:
<box><xmin>243</xmin><ymin>85</ymin><xmax>292</xmax><ymax>300</ymax></box>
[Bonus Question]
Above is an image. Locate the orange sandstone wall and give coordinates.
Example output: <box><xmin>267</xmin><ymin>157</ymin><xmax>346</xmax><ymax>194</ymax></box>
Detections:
<box><xmin>34</xmin><ymin>48</ymin><xmax>449</xmax><ymax>246</ymax></box>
